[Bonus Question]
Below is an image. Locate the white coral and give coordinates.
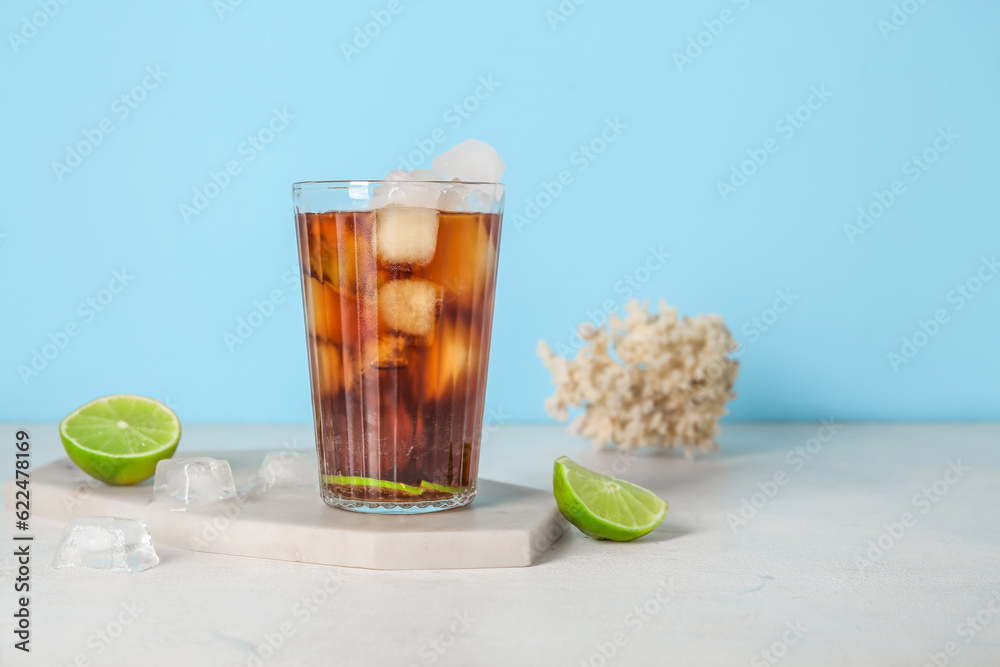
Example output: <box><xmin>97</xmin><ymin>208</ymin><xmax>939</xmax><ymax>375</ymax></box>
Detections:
<box><xmin>538</xmin><ymin>299</ymin><xmax>739</xmax><ymax>455</ymax></box>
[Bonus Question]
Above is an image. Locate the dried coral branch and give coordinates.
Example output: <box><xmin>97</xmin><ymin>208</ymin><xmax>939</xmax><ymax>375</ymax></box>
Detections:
<box><xmin>538</xmin><ymin>299</ymin><xmax>738</xmax><ymax>455</ymax></box>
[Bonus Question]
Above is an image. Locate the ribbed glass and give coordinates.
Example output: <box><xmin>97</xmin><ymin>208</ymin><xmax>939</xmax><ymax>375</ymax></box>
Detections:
<box><xmin>292</xmin><ymin>181</ymin><xmax>504</xmax><ymax>513</ymax></box>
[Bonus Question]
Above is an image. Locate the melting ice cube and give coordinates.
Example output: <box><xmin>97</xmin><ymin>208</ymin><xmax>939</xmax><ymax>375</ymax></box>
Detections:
<box><xmin>365</xmin><ymin>333</ymin><xmax>410</xmax><ymax>370</ymax></box>
<box><xmin>368</xmin><ymin>140</ymin><xmax>504</xmax><ymax>212</ymax></box>
<box><xmin>52</xmin><ymin>517</ymin><xmax>159</xmax><ymax>573</ymax></box>
<box><xmin>369</xmin><ymin>169</ymin><xmax>449</xmax><ymax>209</ymax></box>
<box><xmin>432</xmin><ymin>139</ymin><xmax>505</xmax><ymax>183</ymax></box>
<box><xmin>376</xmin><ymin>206</ymin><xmax>440</xmax><ymax>267</ymax></box>
<box><xmin>250</xmin><ymin>451</ymin><xmax>318</xmax><ymax>493</ymax></box>
<box><xmin>378</xmin><ymin>279</ymin><xmax>442</xmax><ymax>337</ymax></box>
<box><xmin>424</xmin><ymin>321</ymin><xmax>479</xmax><ymax>400</ymax></box>
<box><xmin>153</xmin><ymin>457</ymin><xmax>237</xmax><ymax>504</ymax></box>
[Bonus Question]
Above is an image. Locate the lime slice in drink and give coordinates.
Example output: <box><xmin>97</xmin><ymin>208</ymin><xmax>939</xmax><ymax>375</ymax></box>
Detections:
<box><xmin>553</xmin><ymin>456</ymin><xmax>668</xmax><ymax>541</ymax></box>
<box><xmin>59</xmin><ymin>394</ymin><xmax>181</xmax><ymax>485</ymax></box>
<box><xmin>419</xmin><ymin>480</ymin><xmax>465</xmax><ymax>494</ymax></box>
<box><xmin>323</xmin><ymin>475</ymin><xmax>424</xmax><ymax>496</ymax></box>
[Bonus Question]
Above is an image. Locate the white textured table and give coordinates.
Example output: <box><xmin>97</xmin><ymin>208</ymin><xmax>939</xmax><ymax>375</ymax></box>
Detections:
<box><xmin>2</xmin><ymin>423</ymin><xmax>999</xmax><ymax>666</ymax></box>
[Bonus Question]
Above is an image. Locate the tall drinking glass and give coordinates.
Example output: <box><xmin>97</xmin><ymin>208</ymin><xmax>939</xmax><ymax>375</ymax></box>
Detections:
<box><xmin>292</xmin><ymin>181</ymin><xmax>504</xmax><ymax>513</ymax></box>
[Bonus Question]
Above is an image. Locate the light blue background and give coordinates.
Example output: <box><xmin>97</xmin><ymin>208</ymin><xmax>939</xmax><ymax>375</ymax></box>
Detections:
<box><xmin>2</xmin><ymin>0</ymin><xmax>998</xmax><ymax>424</ymax></box>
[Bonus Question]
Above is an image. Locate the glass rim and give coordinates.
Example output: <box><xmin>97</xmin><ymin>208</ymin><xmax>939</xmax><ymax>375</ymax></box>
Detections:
<box><xmin>293</xmin><ymin>179</ymin><xmax>504</xmax><ymax>189</ymax></box>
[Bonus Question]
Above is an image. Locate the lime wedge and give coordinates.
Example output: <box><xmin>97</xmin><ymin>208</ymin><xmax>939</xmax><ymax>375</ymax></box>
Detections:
<box><xmin>553</xmin><ymin>456</ymin><xmax>668</xmax><ymax>541</ymax></box>
<box><xmin>323</xmin><ymin>475</ymin><xmax>424</xmax><ymax>495</ymax></box>
<box><xmin>59</xmin><ymin>394</ymin><xmax>181</xmax><ymax>485</ymax></box>
<box><xmin>419</xmin><ymin>480</ymin><xmax>465</xmax><ymax>494</ymax></box>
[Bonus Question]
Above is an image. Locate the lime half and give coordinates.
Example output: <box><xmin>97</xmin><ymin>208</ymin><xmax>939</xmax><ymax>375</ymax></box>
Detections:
<box><xmin>553</xmin><ymin>456</ymin><xmax>668</xmax><ymax>541</ymax></box>
<box><xmin>59</xmin><ymin>394</ymin><xmax>181</xmax><ymax>485</ymax></box>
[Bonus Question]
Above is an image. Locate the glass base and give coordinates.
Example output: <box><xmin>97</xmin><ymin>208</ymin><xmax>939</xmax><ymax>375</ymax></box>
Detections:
<box><xmin>320</xmin><ymin>484</ymin><xmax>477</xmax><ymax>514</ymax></box>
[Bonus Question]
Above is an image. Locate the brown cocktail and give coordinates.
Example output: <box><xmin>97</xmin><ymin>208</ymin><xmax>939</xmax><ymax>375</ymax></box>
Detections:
<box><xmin>293</xmin><ymin>181</ymin><xmax>504</xmax><ymax>513</ymax></box>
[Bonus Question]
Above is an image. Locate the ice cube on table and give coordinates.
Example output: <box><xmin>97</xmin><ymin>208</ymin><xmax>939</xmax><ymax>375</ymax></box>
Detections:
<box><xmin>378</xmin><ymin>279</ymin><xmax>442</xmax><ymax>337</ymax></box>
<box><xmin>153</xmin><ymin>457</ymin><xmax>237</xmax><ymax>504</ymax></box>
<box><xmin>52</xmin><ymin>517</ymin><xmax>159</xmax><ymax>573</ymax></box>
<box><xmin>376</xmin><ymin>206</ymin><xmax>439</xmax><ymax>267</ymax></box>
<box><xmin>250</xmin><ymin>451</ymin><xmax>318</xmax><ymax>493</ymax></box>
<box><xmin>432</xmin><ymin>139</ymin><xmax>505</xmax><ymax>184</ymax></box>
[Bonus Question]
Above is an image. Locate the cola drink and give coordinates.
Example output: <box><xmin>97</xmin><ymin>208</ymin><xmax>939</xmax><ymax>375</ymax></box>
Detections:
<box><xmin>294</xmin><ymin>191</ymin><xmax>503</xmax><ymax>513</ymax></box>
